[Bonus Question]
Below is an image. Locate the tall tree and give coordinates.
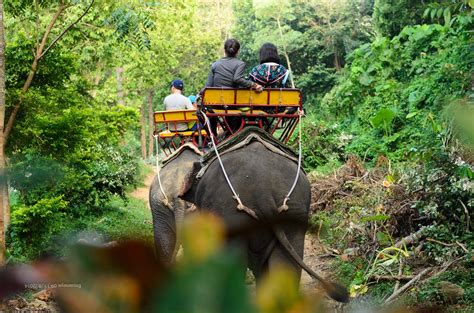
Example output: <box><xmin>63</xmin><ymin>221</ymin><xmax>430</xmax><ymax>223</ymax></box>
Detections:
<box><xmin>231</xmin><ymin>0</ymin><xmax>258</xmax><ymax>65</ymax></box>
<box><xmin>147</xmin><ymin>90</ymin><xmax>154</xmax><ymax>159</ymax></box>
<box><xmin>0</xmin><ymin>0</ymin><xmax>6</xmax><ymax>265</ymax></box>
<box><xmin>299</xmin><ymin>0</ymin><xmax>374</xmax><ymax>70</ymax></box>
<box><xmin>140</xmin><ymin>98</ymin><xmax>147</xmax><ymax>159</ymax></box>
<box><xmin>1</xmin><ymin>0</ymin><xmax>95</xmax><ymax>262</ymax></box>
<box><xmin>3</xmin><ymin>0</ymin><xmax>95</xmax><ymax>143</ymax></box>
<box><xmin>253</xmin><ymin>0</ymin><xmax>301</xmax><ymax>87</ymax></box>
<box><xmin>116</xmin><ymin>67</ymin><xmax>125</xmax><ymax>105</ymax></box>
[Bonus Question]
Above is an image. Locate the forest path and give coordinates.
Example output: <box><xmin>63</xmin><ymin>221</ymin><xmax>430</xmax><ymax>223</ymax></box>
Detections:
<box><xmin>129</xmin><ymin>165</ymin><xmax>156</xmax><ymax>208</ymax></box>
<box><xmin>301</xmin><ymin>235</ymin><xmax>343</xmax><ymax>312</ymax></box>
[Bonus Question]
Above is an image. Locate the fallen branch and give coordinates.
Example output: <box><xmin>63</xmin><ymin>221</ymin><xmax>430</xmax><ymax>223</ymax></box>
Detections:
<box><xmin>426</xmin><ymin>238</ymin><xmax>454</xmax><ymax>247</ymax></box>
<box><xmin>421</xmin><ymin>257</ymin><xmax>464</xmax><ymax>284</ymax></box>
<box><xmin>394</xmin><ymin>228</ymin><xmax>425</xmax><ymax>248</ymax></box>
<box><xmin>321</xmin><ymin>245</ymin><xmax>341</xmax><ymax>255</ymax></box>
<box><xmin>369</xmin><ymin>274</ymin><xmax>413</xmax><ymax>282</ymax></box>
<box><xmin>455</xmin><ymin>241</ymin><xmax>469</xmax><ymax>254</ymax></box>
<box><xmin>319</xmin><ymin>253</ymin><xmax>339</xmax><ymax>258</ymax></box>
<box><xmin>458</xmin><ymin>199</ymin><xmax>471</xmax><ymax>233</ymax></box>
<box><xmin>393</xmin><ymin>259</ymin><xmax>404</xmax><ymax>293</ymax></box>
<box><xmin>425</xmin><ymin>238</ymin><xmax>469</xmax><ymax>254</ymax></box>
<box><xmin>384</xmin><ymin>268</ymin><xmax>431</xmax><ymax>303</ymax></box>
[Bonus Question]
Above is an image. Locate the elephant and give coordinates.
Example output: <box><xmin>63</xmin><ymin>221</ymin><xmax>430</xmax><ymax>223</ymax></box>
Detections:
<box><xmin>149</xmin><ymin>144</ymin><xmax>202</xmax><ymax>265</ymax></box>
<box><xmin>179</xmin><ymin>128</ymin><xmax>349</xmax><ymax>303</ymax></box>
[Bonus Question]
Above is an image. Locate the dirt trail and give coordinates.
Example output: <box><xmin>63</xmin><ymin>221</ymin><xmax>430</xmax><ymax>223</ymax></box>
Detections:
<box><xmin>302</xmin><ymin>235</ymin><xmax>343</xmax><ymax>312</ymax></box>
<box><xmin>129</xmin><ymin>167</ymin><xmax>156</xmax><ymax>208</ymax></box>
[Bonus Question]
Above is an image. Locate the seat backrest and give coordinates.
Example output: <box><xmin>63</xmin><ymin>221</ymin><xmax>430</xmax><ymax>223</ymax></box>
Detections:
<box><xmin>154</xmin><ymin>110</ymin><xmax>198</xmax><ymax>124</ymax></box>
<box><xmin>201</xmin><ymin>88</ymin><xmax>301</xmax><ymax>108</ymax></box>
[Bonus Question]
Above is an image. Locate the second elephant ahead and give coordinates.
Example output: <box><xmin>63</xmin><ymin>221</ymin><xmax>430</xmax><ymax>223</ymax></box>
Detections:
<box><xmin>149</xmin><ymin>144</ymin><xmax>202</xmax><ymax>265</ymax></box>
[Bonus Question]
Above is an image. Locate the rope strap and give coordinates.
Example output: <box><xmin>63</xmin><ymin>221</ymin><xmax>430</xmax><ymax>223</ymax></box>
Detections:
<box><xmin>277</xmin><ymin>108</ymin><xmax>304</xmax><ymax>213</ymax></box>
<box><xmin>200</xmin><ymin>109</ymin><xmax>304</xmax><ymax>217</ymax></box>
<box><xmin>201</xmin><ymin>112</ymin><xmax>259</xmax><ymax>220</ymax></box>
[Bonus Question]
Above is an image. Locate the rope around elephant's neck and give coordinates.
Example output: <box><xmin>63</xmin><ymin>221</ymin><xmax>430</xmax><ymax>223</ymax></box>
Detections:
<box><xmin>277</xmin><ymin>108</ymin><xmax>304</xmax><ymax>213</ymax></box>
<box><xmin>153</xmin><ymin>135</ymin><xmax>171</xmax><ymax>208</ymax></box>
<box><xmin>201</xmin><ymin>112</ymin><xmax>259</xmax><ymax>220</ymax></box>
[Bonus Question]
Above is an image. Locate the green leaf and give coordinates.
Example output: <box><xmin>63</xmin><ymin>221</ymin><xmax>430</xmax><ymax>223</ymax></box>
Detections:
<box><xmin>443</xmin><ymin>8</ymin><xmax>451</xmax><ymax>27</ymax></box>
<box><xmin>423</xmin><ymin>8</ymin><xmax>430</xmax><ymax>18</ymax></box>
<box><xmin>376</xmin><ymin>231</ymin><xmax>391</xmax><ymax>245</ymax></box>
<box><xmin>359</xmin><ymin>72</ymin><xmax>374</xmax><ymax>86</ymax></box>
<box><xmin>408</xmin><ymin>91</ymin><xmax>418</xmax><ymax>104</ymax></box>
<box><xmin>406</xmin><ymin>112</ymin><xmax>418</xmax><ymax>119</ymax></box>
<box><xmin>457</xmin><ymin>165</ymin><xmax>474</xmax><ymax>179</ymax></box>
<box><xmin>437</xmin><ymin>8</ymin><xmax>444</xmax><ymax>19</ymax></box>
<box><xmin>469</xmin><ymin>0</ymin><xmax>474</xmax><ymax>9</ymax></box>
<box><xmin>350</xmin><ymin>284</ymin><xmax>368</xmax><ymax>298</ymax></box>
<box><xmin>370</xmin><ymin>108</ymin><xmax>396</xmax><ymax>128</ymax></box>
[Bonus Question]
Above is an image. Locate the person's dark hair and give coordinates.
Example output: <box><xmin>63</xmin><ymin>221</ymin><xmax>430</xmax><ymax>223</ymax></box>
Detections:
<box><xmin>259</xmin><ymin>43</ymin><xmax>281</xmax><ymax>64</ymax></box>
<box><xmin>224</xmin><ymin>38</ymin><xmax>240</xmax><ymax>57</ymax></box>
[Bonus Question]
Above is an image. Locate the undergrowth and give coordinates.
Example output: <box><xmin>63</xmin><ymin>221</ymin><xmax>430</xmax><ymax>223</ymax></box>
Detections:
<box><xmin>308</xmin><ymin>153</ymin><xmax>473</xmax><ymax>307</ymax></box>
<box><xmin>6</xmin><ymin>195</ymin><xmax>152</xmax><ymax>262</ymax></box>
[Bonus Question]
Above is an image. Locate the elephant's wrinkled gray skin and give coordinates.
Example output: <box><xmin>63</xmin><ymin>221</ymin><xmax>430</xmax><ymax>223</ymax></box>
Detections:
<box><xmin>181</xmin><ymin>140</ymin><xmax>349</xmax><ymax>303</ymax></box>
<box><xmin>149</xmin><ymin>148</ymin><xmax>201</xmax><ymax>265</ymax></box>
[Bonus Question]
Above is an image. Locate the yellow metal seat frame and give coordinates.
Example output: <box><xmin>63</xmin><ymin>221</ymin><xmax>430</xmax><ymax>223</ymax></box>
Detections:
<box><xmin>199</xmin><ymin>87</ymin><xmax>302</xmax><ymax>143</ymax></box>
<box><xmin>153</xmin><ymin>109</ymin><xmax>207</xmax><ymax>156</ymax></box>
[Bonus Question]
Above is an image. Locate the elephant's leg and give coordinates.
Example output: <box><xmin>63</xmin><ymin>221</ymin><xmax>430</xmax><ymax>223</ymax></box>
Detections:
<box><xmin>172</xmin><ymin>199</ymin><xmax>186</xmax><ymax>260</ymax></box>
<box><xmin>150</xmin><ymin>201</ymin><xmax>177</xmax><ymax>265</ymax></box>
<box><xmin>249</xmin><ymin>238</ymin><xmax>277</xmax><ymax>287</ymax></box>
<box><xmin>225</xmin><ymin>238</ymin><xmax>248</xmax><ymax>280</ymax></box>
<box><xmin>267</xmin><ymin>227</ymin><xmax>306</xmax><ymax>285</ymax></box>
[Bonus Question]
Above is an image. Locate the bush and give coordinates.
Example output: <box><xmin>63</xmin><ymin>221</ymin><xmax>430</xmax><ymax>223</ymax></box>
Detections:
<box><xmin>7</xmin><ymin>196</ymin><xmax>68</xmax><ymax>260</ymax></box>
<box><xmin>5</xmin><ymin>40</ymin><xmax>142</xmax><ymax>260</ymax></box>
<box><xmin>318</xmin><ymin>17</ymin><xmax>472</xmax><ymax>164</ymax></box>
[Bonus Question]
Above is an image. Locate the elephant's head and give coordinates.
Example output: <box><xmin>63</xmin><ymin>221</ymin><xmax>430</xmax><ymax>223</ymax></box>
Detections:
<box><xmin>149</xmin><ymin>146</ymin><xmax>202</xmax><ymax>265</ymax></box>
<box><xmin>178</xmin><ymin>160</ymin><xmax>202</xmax><ymax>204</ymax></box>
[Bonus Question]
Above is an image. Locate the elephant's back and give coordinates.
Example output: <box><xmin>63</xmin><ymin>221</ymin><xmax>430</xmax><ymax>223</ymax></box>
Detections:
<box><xmin>196</xmin><ymin>141</ymin><xmax>311</xmax><ymax>221</ymax></box>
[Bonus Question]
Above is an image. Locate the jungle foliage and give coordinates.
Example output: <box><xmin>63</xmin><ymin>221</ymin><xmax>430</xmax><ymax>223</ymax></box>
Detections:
<box><xmin>234</xmin><ymin>0</ymin><xmax>472</xmax><ymax>307</ymax></box>
<box><xmin>1</xmin><ymin>0</ymin><xmax>473</xmax><ymax>308</ymax></box>
<box><xmin>3</xmin><ymin>0</ymin><xmax>227</xmax><ymax>260</ymax></box>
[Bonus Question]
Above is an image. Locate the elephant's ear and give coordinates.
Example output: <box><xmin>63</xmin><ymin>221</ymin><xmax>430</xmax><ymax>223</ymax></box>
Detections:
<box><xmin>178</xmin><ymin>161</ymin><xmax>202</xmax><ymax>202</ymax></box>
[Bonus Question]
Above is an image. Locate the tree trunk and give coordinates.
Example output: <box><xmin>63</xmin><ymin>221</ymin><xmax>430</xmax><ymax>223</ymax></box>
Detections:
<box><xmin>334</xmin><ymin>47</ymin><xmax>341</xmax><ymax>71</ymax></box>
<box><xmin>1</xmin><ymin>1</ymin><xmax>66</xmax><ymax>264</ymax></box>
<box><xmin>4</xmin><ymin>2</ymin><xmax>66</xmax><ymax>144</ymax></box>
<box><xmin>276</xmin><ymin>15</ymin><xmax>295</xmax><ymax>88</ymax></box>
<box><xmin>116</xmin><ymin>67</ymin><xmax>125</xmax><ymax>105</ymax></box>
<box><xmin>0</xmin><ymin>0</ymin><xmax>6</xmax><ymax>265</ymax></box>
<box><xmin>140</xmin><ymin>101</ymin><xmax>147</xmax><ymax>159</ymax></box>
<box><xmin>147</xmin><ymin>90</ymin><xmax>154</xmax><ymax>159</ymax></box>
<box><xmin>90</xmin><ymin>73</ymin><xmax>100</xmax><ymax>98</ymax></box>
<box><xmin>283</xmin><ymin>50</ymin><xmax>295</xmax><ymax>88</ymax></box>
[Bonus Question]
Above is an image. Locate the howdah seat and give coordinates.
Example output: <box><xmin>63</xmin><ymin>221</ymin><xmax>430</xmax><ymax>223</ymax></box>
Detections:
<box><xmin>152</xmin><ymin>88</ymin><xmax>303</xmax><ymax>155</ymax></box>
<box><xmin>199</xmin><ymin>87</ymin><xmax>302</xmax><ymax>144</ymax></box>
<box><xmin>153</xmin><ymin>109</ymin><xmax>207</xmax><ymax>156</ymax></box>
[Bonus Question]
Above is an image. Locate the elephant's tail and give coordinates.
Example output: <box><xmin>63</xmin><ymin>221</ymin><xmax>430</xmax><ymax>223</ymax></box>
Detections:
<box><xmin>272</xmin><ymin>226</ymin><xmax>349</xmax><ymax>303</ymax></box>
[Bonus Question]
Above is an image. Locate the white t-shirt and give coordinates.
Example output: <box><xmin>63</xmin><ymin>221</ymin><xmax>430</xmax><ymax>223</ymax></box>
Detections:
<box><xmin>164</xmin><ymin>93</ymin><xmax>194</xmax><ymax>110</ymax></box>
<box><xmin>163</xmin><ymin>93</ymin><xmax>195</xmax><ymax>131</ymax></box>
